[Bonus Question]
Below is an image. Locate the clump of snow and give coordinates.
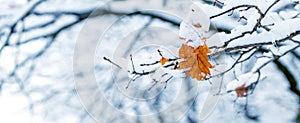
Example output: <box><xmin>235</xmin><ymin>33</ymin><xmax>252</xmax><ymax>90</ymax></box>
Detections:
<box><xmin>179</xmin><ymin>21</ymin><xmax>204</xmax><ymax>47</ymax></box>
<box><xmin>188</xmin><ymin>4</ymin><xmax>210</xmax><ymax>32</ymax></box>
<box><xmin>223</xmin><ymin>0</ymin><xmax>272</xmax><ymax>12</ymax></box>
<box><xmin>226</xmin><ymin>18</ymin><xmax>300</xmax><ymax>48</ymax></box>
<box><xmin>179</xmin><ymin>4</ymin><xmax>211</xmax><ymax>48</ymax></box>
<box><xmin>226</xmin><ymin>72</ymin><xmax>259</xmax><ymax>93</ymax></box>
<box><xmin>270</xmin><ymin>18</ymin><xmax>300</xmax><ymax>38</ymax></box>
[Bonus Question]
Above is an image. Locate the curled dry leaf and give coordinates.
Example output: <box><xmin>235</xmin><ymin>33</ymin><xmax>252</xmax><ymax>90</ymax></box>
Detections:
<box><xmin>226</xmin><ymin>72</ymin><xmax>259</xmax><ymax>97</ymax></box>
<box><xmin>235</xmin><ymin>83</ymin><xmax>250</xmax><ymax>97</ymax></box>
<box><xmin>178</xmin><ymin>44</ymin><xmax>213</xmax><ymax>80</ymax></box>
<box><xmin>160</xmin><ymin>57</ymin><xmax>169</xmax><ymax>65</ymax></box>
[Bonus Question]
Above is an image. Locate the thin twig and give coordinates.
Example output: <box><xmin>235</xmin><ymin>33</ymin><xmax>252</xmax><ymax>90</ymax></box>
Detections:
<box><xmin>103</xmin><ymin>57</ymin><xmax>122</xmax><ymax>69</ymax></box>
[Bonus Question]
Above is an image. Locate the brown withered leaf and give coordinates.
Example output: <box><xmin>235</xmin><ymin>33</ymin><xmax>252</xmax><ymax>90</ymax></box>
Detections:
<box><xmin>235</xmin><ymin>83</ymin><xmax>250</xmax><ymax>97</ymax></box>
<box><xmin>178</xmin><ymin>44</ymin><xmax>213</xmax><ymax>80</ymax></box>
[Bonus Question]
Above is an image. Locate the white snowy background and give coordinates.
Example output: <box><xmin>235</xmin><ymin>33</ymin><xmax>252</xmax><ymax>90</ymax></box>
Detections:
<box><xmin>0</xmin><ymin>0</ymin><xmax>300</xmax><ymax>123</ymax></box>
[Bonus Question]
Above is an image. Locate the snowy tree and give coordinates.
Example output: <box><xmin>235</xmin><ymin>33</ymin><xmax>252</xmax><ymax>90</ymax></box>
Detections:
<box><xmin>1</xmin><ymin>0</ymin><xmax>300</xmax><ymax>123</ymax></box>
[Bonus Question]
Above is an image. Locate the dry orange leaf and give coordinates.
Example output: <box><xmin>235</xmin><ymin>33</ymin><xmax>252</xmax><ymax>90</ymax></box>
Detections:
<box><xmin>160</xmin><ymin>57</ymin><xmax>169</xmax><ymax>65</ymax></box>
<box><xmin>178</xmin><ymin>44</ymin><xmax>213</xmax><ymax>80</ymax></box>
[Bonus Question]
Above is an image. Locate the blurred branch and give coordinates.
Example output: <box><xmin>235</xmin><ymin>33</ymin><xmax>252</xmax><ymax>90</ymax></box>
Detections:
<box><xmin>273</xmin><ymin>59</ymin><xmax>300</xmax><ymax>98</ymax></box>
<box><xmin>23</xmin><ymin>18</ymin><xmax>56</xmax><ymax>32</ymax></box>
<box><xmin>2</xmin><ymin>0</ymin><xmax>45</xmax><ymax>29</ymax></box>
<box><xmin>291</xmin><ymin>50</ymin><xmax>300</xmax><ymax>60</ymax></box>
<box><xmin>33</xmin><ymin>8</ymin><xmax>180</xmax><ymax>26</ymax></box>
<box><xmin>0</xmin><ymin>0</ymin><xmax>45</xmax><ymax>53</ymax></box>
<box><xmin>253</xmin><ymin>44</ymin><xmax>300</xmax><ymax>72</ymax></box>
